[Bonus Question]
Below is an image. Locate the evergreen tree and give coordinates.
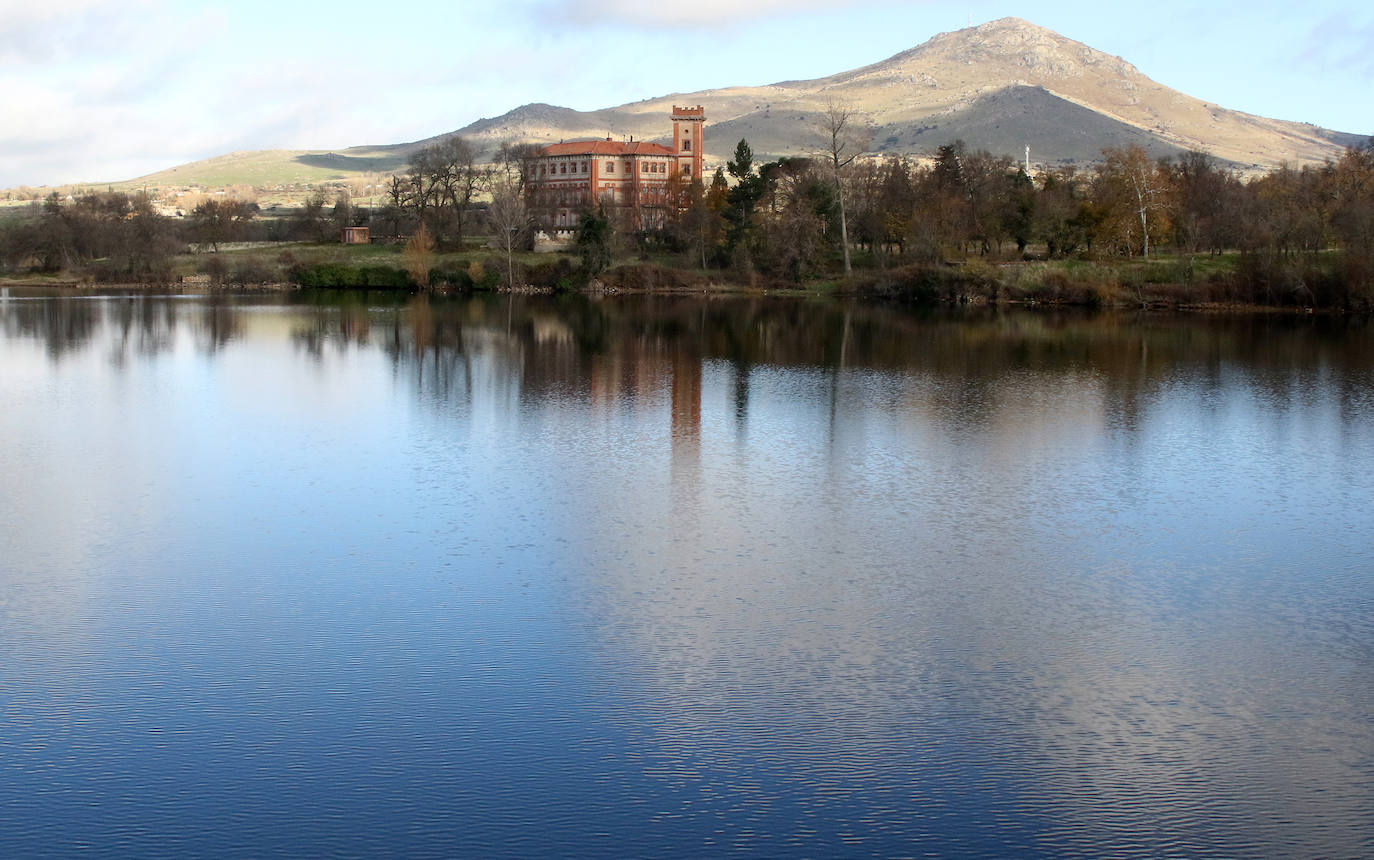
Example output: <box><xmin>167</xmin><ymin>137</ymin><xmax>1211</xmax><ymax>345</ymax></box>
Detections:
<box><xmin>576</xmin><ymin>207</ymin><xmax>613</xmax><ymax>276</ymax></box>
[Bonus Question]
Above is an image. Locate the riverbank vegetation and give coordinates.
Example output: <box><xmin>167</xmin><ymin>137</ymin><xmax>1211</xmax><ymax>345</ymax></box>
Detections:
<box><xmin>2</xmin><ymin>136</ymin><xmax>1370</xmax><ymax>310</ymax></box>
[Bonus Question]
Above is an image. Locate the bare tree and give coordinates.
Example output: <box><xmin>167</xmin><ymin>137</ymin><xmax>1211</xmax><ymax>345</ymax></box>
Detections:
<box><xmin>293</xmin><ymin>191</ymin><xmax>328</xmax><ymax>243</ymax></box>
<box><xmin>400</xmin><ymin>137</ymin><xmax>489</xmax><ymax>248</ymax></box>
<box><xmin>384</xmin><ymin>175</ymin><xmax>408</xmax><ymax>240</ymax></box>
<box><xmin>486</xmin><ymin>174</ymin><xmax>528</xmax><ymax>288</ymax></box>
<box><xmin>191</xmin><ymin>198</ymin><xmax>259</xmax><ymax>252</ymax></box>
<box><xmin>818</xmin><ymin>100</ymin><xmax>870</xmax><ymax>276</ymax></box>
<box><xmin>494</xmin><ymin>140</ymin><xmax>543</xmax><ymax>192</ymax></box>
<box><xmin>330</xmin><ymin>191</ymin><xmax>354</xmax><ymax>238</ymax></box>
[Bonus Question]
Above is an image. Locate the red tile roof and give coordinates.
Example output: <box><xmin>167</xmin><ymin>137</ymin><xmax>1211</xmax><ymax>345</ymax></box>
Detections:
<box><xmin>540</xmin><ymin>139</ymin><xmax>675</xmax><ymax>157</ymax></box>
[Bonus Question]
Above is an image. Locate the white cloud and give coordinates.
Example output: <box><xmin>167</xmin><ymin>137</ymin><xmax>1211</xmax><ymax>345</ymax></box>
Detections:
<box><xmin>535</xmin><ymin>0</ymin><xmax>873</xmax><ymax>29</ymax></box>
<box><xmin>0</xmin><ymin>0</ymin><xmax>161</xmax><ymax>63</ymax></box>
<box><xmin>0</xmin><ymin>1</ymin><xmax>236</xmax><ymax>185</ymax></box>
<box><xmin>0</xmin><ymin>67</ymin><xmax>231</xmax><ymax>185</ymax></box>
<box><xmin>1298</xmin><ymin>12</ymin><xmax>1374</xmax><ymax>79</ymax></box>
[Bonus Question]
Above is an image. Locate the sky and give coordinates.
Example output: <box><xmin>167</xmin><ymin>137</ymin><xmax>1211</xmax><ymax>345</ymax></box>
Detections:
<box><xmin>1</xmin><ymin>0</ymin><xmax>1370</xmax><ymax>188</ymax></box>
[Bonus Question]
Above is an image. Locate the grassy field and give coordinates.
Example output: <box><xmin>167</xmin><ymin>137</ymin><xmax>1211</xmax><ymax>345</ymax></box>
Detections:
<box><xmin>105</xmin><ymin>148</ymin><xmax>407</xmax><ymax>192</ymax></box>
<box><xmin>164</xmin><ymin>239</ymin><xmax>572</xmax><ymax>284</ymax></box>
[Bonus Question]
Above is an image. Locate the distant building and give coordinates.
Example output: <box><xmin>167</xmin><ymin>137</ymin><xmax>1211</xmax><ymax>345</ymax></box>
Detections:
<box><xmin>525</xmin><ymin>105</ymin><xmax>705</xmax><ymax>233</ymax></box>
<box><xmin>341</xmin><ymin>226</ymin><xmax>370</xmax><ymax>244</ymax></box>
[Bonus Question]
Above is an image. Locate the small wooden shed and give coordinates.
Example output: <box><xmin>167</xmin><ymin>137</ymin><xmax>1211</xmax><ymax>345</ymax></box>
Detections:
<box><xmin>341</xmin><ymin>226</ymin><xmax>370</xmax><ymax>244</ymax></box>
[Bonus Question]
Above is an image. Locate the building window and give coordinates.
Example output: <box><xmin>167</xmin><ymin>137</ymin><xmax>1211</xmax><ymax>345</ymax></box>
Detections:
<box><xmin>682</xmin><ymin>139</ymin><xmax>691</xmax><ymax>151</ymax></box>
<box><xmin>606</xmin><ymin>161</ymin><xmax>614</xmax><ymax>173</ymax></box>
<box><xmin>560</xmin><ymin>163</ymin><xmax>567</xmax><ymax>174</ymax></box>
<box><xmin>683</xmin><ymin>165</ymin><xmax>692</xmax><ymax>177</ymax></box>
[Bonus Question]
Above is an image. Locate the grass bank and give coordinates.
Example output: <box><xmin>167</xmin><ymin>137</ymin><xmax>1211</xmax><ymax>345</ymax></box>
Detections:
<box><xmin>6</xmin><ymin>241</ymin><xmax>1368</xmax><ymax>313</ymax></box>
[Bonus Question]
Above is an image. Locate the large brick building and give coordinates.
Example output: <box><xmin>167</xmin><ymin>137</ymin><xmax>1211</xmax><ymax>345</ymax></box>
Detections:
<box><xmin>526</xmin><ymin>105</ymin><xmax>705</xmax><ymax>232</ymax></box>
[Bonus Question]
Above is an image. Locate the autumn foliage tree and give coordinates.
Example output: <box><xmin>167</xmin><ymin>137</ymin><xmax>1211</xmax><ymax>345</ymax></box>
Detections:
<box><xmin>1094</xmin><ymin>145</ymin><xmax>1169</xmax><ymax>258</ymax></box>
<box><xmin>404</xmin><ymin>222</ymin><xmax>435</xmax><ymax>289</ymax></box>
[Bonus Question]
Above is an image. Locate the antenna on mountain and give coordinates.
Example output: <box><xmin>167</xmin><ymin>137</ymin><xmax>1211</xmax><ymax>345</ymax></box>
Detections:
<box><xmin>967</xmin><ymin>13</ymin><xmax>972</xmax><ymax>27</ymax></box>
<box><xmin>1025</xmin><ymin>145</ymin><xmax>1031</xmax><ymax>175</ymax></box>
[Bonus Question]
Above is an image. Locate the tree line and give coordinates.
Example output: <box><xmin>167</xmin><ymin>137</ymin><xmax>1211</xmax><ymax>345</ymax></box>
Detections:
<box><xmin>1</xmin><ymin>130</ymin><xmax>1370</xmax><ymax>307</ymax></box>
<box><xmin>623</xmin><ymin>136</ymin><xmax>1372</xmax><ymax>304</ymax></box>
<box><xmin>0</xmin><ymin>135</ymin><xmax>533</xmax><ymax>282</ymax></box>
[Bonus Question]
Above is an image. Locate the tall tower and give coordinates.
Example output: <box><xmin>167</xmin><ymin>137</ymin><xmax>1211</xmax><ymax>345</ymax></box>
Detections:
<box><xmin>671</xmin><ymin>105</ymin><xmax>705</xmax><ymax>181</ymax></box>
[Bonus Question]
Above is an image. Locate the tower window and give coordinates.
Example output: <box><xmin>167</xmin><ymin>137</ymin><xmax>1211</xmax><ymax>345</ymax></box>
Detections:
<box><xmin>682</xmin><ymin>139</ymin><xmax>691</xmax><ymax>151</ymax></box>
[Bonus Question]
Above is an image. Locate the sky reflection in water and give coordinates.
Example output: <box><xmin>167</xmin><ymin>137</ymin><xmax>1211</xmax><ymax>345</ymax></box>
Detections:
<box><xmin>1</xmin><ymin>294</ymin><xmax>1371</xmax><ymax>858</ymax></box>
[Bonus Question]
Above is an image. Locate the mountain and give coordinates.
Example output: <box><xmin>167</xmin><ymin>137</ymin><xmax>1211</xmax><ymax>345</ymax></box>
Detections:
<box><xmin>126</xmin><ymin>18</ymin><xmax>1365</xmax><ymax>188</ymax></box>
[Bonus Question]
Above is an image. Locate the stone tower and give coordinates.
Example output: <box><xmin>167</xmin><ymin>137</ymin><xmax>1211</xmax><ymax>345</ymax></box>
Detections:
<box><xmin>671</xmin><ymin>105</ymin><xmax>705</xmax><ymax>181</ymax></box>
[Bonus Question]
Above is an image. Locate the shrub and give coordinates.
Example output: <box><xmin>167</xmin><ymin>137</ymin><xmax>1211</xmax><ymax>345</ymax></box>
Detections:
<box><xmin>201</xmin><ymin>255</ymin><xmax>228</xmax><ymax>285</ymax></box>
<box><xmin>288</xmin><ymin>263</ymin><xmax>412</xmax><ymax>289</ymax></box>
<box><xmin>428</xmin><ymin>265</ymin><xmax>474</xmax><ymax>290</ymax></box>
<box><xmin>527</xmin><ymin>256</ymin><xmax>579</xmax><ymax>290</ymax></box>
<box><xmin>470</xmin><ymin>259</ymin><xmax>502</xmax><ymax>290</ymax></box>
<box><xmin>852</xmin><ymin>263</ymin><xmax>996</xmax><ymax>303</ymax></box>
<box><xmin>229</xmin><ymin>258</ymin><xmax>276</xmax><ymax>285</ymax></box>
<box><xmin>359</xmin><ymin>266</ymin><xmax>411</xmax><ymax>288</ymax></box>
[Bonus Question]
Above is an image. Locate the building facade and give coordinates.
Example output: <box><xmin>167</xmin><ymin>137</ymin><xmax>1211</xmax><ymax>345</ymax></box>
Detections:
<box><xmin>526</xmin><ymin>105</ymin><xmax>705</xmax><ymax>232</ymax></box>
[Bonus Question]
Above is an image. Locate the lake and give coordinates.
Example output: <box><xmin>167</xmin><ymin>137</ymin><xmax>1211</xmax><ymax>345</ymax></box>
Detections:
<box><xmin>1</xmin><ymin>292</ymin><xmax>1371</xmax><ymax>858</ymax></box>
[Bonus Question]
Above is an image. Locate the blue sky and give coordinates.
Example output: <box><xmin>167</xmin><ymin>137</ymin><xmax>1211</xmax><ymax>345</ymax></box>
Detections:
<box><xmin>1</xmin><ymin>0</ymin><xmax>1370</xmax><ymax>188</ymax></box>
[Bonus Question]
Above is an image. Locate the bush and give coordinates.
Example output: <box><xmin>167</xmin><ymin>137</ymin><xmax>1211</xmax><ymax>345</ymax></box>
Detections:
<box><xmin>852</xmin><ymin>263</ymin><xmax>992</xmax><ymax>303</ymax></box>
<box><xmin>359</xmin><ymin>265</ymin><xmax>411</xmax><ymax>288</ymax></box>
<box><xmin>288</xmin><ymin>263</ymin><xmax>412</xmax><ymax>289</ymax></box>
<box><xmin>428</xmin><ymin>265</ymin><xmax>474</xmax><ymax>290</ymax></box>
<box><xmin>201</xmin><ymin>254</ymin><xmax>228</xmax><ymax>285</ymax></box>
<box><xmin>229</xmin><ymin>258</ymin><xmax>276</xmax><ymax>285</ymax></box>
<box><xmin>473</xmin><ymin>259</ymin><xmax>503</xmax><ymax>290</ymax></box>
<box><xmin>526</xmin><ymin>257</ymin><xmax>579</xmax><ymax>290</ymax></box>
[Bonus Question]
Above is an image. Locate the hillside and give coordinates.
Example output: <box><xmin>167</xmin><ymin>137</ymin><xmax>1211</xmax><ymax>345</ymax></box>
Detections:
<box><xmin>122</xmin><ymin>17</ymin><xmax>1366</xmax><ymax>189</ymax></box>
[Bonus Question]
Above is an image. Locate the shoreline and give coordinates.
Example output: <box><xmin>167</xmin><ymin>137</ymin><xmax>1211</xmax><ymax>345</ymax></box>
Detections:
<box><xmin>0</xmin><ymin>278</ymin><xmax>1352</xmax><ymax>315</ymax></box>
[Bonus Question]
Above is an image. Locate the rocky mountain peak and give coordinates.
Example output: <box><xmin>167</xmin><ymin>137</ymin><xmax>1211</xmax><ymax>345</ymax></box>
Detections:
<box><xmin>907</xmin><ymin>17</ymin><xmax>1140</xmax><ymax>80</ymax></box>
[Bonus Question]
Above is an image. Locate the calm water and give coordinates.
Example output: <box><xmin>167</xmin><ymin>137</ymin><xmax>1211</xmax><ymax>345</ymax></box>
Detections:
<box><xmin>1</xmin><ymin>292</ymin><xmax>1371</xmax><ymax>858</ymax></box>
